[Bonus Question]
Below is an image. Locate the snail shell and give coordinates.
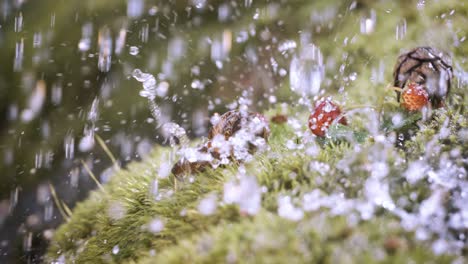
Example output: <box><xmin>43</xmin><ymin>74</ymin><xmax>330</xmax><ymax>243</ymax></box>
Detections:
<box><xmin>172</xmin><ymin>110</ymin><xmax>270</xmax><ymax>180</ymax></box>
<box><xmin>208</xmin><ymin>110</ymin><xmax>270</xmax><ymax>140</ymax></box>
<box><xmin>393</xmin><ymin>47</ymin><xmax>452</xmax><ymax>107</ymax></box>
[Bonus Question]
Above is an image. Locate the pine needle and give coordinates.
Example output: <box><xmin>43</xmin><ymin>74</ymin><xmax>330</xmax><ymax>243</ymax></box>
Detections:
<box><xmin>388</xmin><ymin>86</ymin><xmax>404</xmax><ymax>93</ymax></box>
<box><xmin>61</xmin><ymin>201</ymin><xmax>73</xmax><ymax>217</ymax></box>
<box><xmin>49</xmin><ymin>183</ymin><xmax>71</xmax><ymax>222</ymax></box>
<box><xmin>81</xmin><ymin>160</ymin><xmax>106</xmax><ymax>193</ymax></box>
<box><xmin>95</xmin><ymin>134</ymin><xmax>120</xmax><ymax>169</ymax></box>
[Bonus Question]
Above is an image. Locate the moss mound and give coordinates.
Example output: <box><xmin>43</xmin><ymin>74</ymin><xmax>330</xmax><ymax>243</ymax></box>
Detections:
<box><xmin>46</xmin><ymin>105</ymin><xmax>467</xmax><ymax>263</ymax></box>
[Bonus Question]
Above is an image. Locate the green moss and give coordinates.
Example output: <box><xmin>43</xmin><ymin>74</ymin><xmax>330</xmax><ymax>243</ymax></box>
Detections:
<box><xmin>46</xmin><ymin>0</ymin><xmax>468</xmax><ymax>263</ymax></box>
<box><xmin>142</xmin><ymin>213</ymin><xmax>454</xmax><ymax>264</ymax></box>
<box><xmin>46</xmin><ymin>104</ymin><xmax>467</xmax><ymax>263</ymax></box>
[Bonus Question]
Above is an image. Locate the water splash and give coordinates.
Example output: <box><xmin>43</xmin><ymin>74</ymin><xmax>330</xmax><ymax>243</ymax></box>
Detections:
<box><xmin>132</xmin><ymin>69</ymin><xmax>189</xmax><ymax>147</ymax></box>
<box><xmin>223</xmin><ymin>174</ymin><xmax>262</xmax><ymax>215</ymax></box>
<box><xmin>132</xmin><ymin>69</ymin><xmax>158</xmax><ymax>100</ymax></box>
<box><xmin>78</xmin><ymin>98</ymin><xmax>99</xmax><ymax>152</ymax></box>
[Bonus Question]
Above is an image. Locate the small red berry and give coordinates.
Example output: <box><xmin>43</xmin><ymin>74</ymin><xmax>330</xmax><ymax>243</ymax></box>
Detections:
<box><xmin>308</xmin><ymin>97</ymin><xmax>347</xmax><ymax>137</ymax></box>
<box><xmin>271</xmin><ymin>114</ymin><xmax>288</xmax><ymax>124</ymax></box>
<box><xmin>401</xmin><ymin>82</ymin><xmax>429</xmax><ymax>111</ymax></box>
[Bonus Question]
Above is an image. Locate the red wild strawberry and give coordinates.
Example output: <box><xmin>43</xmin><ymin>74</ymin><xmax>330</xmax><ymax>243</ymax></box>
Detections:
<box><xmin>308</xmin><ymin>97</ymin><xmax>347</xmax><ymax>137</ymax></box>
<box><xmin>400</xmin><ymin>82</ymin><xmax>429</xmax><ymax>111</ymax></box>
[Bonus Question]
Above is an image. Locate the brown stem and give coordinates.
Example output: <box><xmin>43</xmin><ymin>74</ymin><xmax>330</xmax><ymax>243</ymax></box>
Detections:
<box><xmin>388</xmin><ymin>86</ymin><xmax>404</xmax><ymax>93</ymax></box>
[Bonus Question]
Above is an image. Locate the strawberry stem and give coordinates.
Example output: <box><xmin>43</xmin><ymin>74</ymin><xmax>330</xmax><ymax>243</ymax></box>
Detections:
<box><xmin>344</xmin><ymin>105</ymin><xmax>378</xmax><ymax>111</ymax></box>
<box><xmin>389</xmin><ymin>86</ymin><xmax>404</xmax><ymax>93</ymax></box>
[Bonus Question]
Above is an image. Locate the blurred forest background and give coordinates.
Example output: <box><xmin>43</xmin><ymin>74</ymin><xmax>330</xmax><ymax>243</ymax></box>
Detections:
<box><xmin>0</xmin><ymin>0</ymin><xmax>466</xmax><ymax>262</ymax></box>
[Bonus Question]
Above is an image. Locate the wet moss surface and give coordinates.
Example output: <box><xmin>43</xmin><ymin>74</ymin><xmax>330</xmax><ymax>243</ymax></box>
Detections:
<box><xmin>46</xmin><ymin>104</ymin><xmax>467</xmax><ymax>263</ymax></box>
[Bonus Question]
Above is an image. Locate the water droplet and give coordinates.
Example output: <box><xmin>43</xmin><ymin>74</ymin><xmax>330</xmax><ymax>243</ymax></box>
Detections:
<box><xmin>218</xmin><ymin>4</ymin><xmax>231</xmax><ymax>22</ymax></box>
<box><xmin>168</xmin><ymin>36</ymin><xmax>186</xmax><ymax>61</ymax></box>
<box><xmin>211</xmin><ymin>30</ymin><xmax>232</xmax><ymax>62</ymax></box>
<box><xmin>127</xmin><ymin>0</ymin><xmax>144</xmax><ymax>18</ymax></box>
<box><xmin>417</xmin><ymin>0</ymin><xmax>426</xmax><ymax>10</ymax></box>
<box><xmin>79</xmin><ymin>127</ymin><xmax>94</xmax><ymax>152</ymax></box>
<box><xmin>50</xmin><ymin>13</ymin><xmax>55</xmax><ymax>28</ymax></box>
<box><xmin>278</xmin><ymin>40</ymin><xmax>297</xmax><ymax>54</ymax></box>
<box><xmin>129</xmin><ymin>46</ymin><xmax>139</xmax><ymax>56</ymax></box>
<box><xmin>396</xmin><ymin>19</ymin><xmax>407</xmax><ymax>40</ymax></box>
<box><xmin>148</xmin><ymin>218</ymin><xmax>164</xmax><ymax>233</ymax></box>
<box><xmin>98</xmin><ymin>27</ymin><xmax>112</xmax><ymax>72</ymax></box>
<box><xmin>14</xmin><ymin>12</ymin><xmax>23</xmax><ymax>32</ymax></box>
<box><xmin>289</xmin><ymin>44</ymin><xmax>324</xmax><ymax>96</ymax></box>
<box><xmin>33</xmin><ymin>32</ymin><xmax>42</xmax><ymax>48</ymax></box>
<box><xmin>192</xmin><ymin>0</ymin><xmax>207</xmax><ymax>9</ymax></box>
<box><xmin>78</xmin><ymin>23</ymin><xmax>93</xmax><ymax>52</ymax></box>
<box><xmin>112</xmin><ymin>245</ymin><xmax>120</xmax><ymax>255</ymax></box>
<box><xmin>13</xmin><ymin>38</ymin><xmax>24</xmax><ymax>71</ymax></box>
<box><xmin>198</xmin><ymin>195</ymin><xmax>217</xmax><ymax>215</ymax></box>
<box><xmin>115</xmin><ymin>27</ymin><xmax>127</xmax><ymax>55</ymax></box>
<box><xmin>64</xmin><ymin>133</ymin><xmax>75</xmax><ymax>159</ymax></box>
<box><xmin>20</xmin><ymin>80</ymin><xmax>46</xmax><ymax>123</ymax></box>
<box><xmin>360</xmin><ymin>10</ymin><xmax>376</xmax><ymax>35</ymax></box>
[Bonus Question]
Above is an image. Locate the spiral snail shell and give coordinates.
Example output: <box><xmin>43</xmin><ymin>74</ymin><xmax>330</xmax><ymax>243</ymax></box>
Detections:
<box><xmin>171</xmin><ymin>110</ymin><xmax>269</xmax><ymax>180</ymax></box>
<box><xmin>393</xmin><ymin>46</ymin><xmax>453</xmax><ymax>108</ymax></box>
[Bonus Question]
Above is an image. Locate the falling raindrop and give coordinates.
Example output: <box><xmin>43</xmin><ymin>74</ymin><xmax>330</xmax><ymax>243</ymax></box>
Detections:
<box><xmin>23</xmin><ymin>232</ymin><xmax>32</xmax><ymax>252</ymax></box>
<box><xmin>218</xmin><ymin>4</ymin><xmax>231</xmax><ymax>22</ymax></box>
<box><xmin>64</xmin><ymin>133</ymin><xmax>75</xmax><ymax>159</ymax></box>
<box><xmin>396</xmin><ymin>19</ymin><xmax>407</xmax><ymax>40</ymax></box>
<box><xmin>50</xmin><ymin>13</ymin><xmax>55</xmax><ymax>28</ymax></box>
<box><xmin>13</xmin><ymin>38</ymin><xmax>24</xmax><ymax>72</ymax></box>
<box><xmin>20</xmin><ymin>80</ymin><xmax>46</xmax><ymax>123</ymax></box>
<box><xmin>44</xmin><ymin>203</ymin><xmax>54</xmax><ymax>222</ymax></box>
<box><xmin>78</xmin><ymin>23</ymin><xmax>93</xmax><ymax>52</ymax></box>
<box><xmin>115</xmin><ymin>26</ymin><xmax>127</xmax><ymax>55</ymax></box>
<box><xmin>167</xmin><ymin>36</ymin><xmax>186</xmax><ymax>61</ymax></box>
<box><xmin>360</xmin><ymin>10</ymin><xmax>376</xmax><ymax>34</ymax></box>
<box><xmin>139</xmin><ymin>23</ymin><xmax>149</xmax><ymax>43</ymax></box>
<box><xmin>127</xmin><ymin>0</ymin><xmax>144</xmax><ymax>19</ymax></box>
<box><xmin>98</xmin><ymin>27</ymin><xmax>112</xmax><ymax>72</ymax></box>
<box><xmin>33</xmin><ymin>32</ymin><xmax>42</xmax><ymax>48</ymax></box>
<box><xmin>289</xmin><ymin>44</ymin><xmax>324</xmax><ymax>97</ymax></box>
<box><xmin>14</xmin><ymin>12</ymin><xmax>23</xmax><ymax>32</ymax></box>
<box><xmin>51</xmin><ymin>82</ymin><xmax>63</xmax><ymax>105</ymax></box>
<box><xmin>210</xmin><ymin>30</ymin><xmax>232</xmax><ymax>62</ymax></box>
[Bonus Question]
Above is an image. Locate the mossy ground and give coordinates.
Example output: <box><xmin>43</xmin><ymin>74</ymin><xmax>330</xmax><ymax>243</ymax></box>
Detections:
<box><xmin>46</xmin><ymin>0</ymin><xmax>467</xmax><ymax>263</ymax></box>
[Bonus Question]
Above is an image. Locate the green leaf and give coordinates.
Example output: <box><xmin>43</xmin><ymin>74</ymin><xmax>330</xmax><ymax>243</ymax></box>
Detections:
<box><xmin>326</xmin><ymin>124</ymin><xmax>368</xmax><ymax>143</ymax></box>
